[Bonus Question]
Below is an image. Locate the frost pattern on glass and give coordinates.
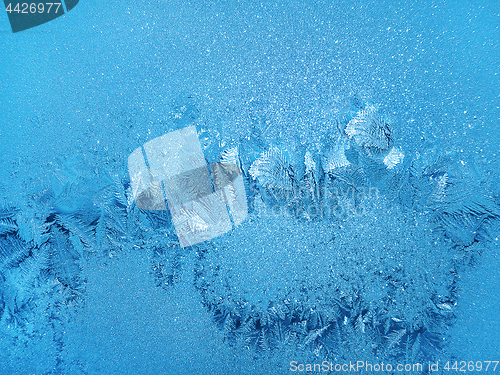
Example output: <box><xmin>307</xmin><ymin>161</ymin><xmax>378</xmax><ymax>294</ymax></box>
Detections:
<box><xmin>0</xmin><ymin>99</ymin><xmax>498</xmax><ymax>373</ymax></box>
<box><xmin>192</xmin><ymin>100</ymin><xmax>500</xmax><ymax>366</ymax></box>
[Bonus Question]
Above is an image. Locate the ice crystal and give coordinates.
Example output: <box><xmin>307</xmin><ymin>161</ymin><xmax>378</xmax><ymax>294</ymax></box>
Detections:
<box><xmin>321</xmin><ymin>136</ymin><xmax>352</xmax><ymax>172</ymax></box>
<box><xmin>345</xmin><ymin>105</ymin><xmax>392</xmax><ymax>151</ymax></box>
<box><xmin>249</xmin><ymin>147</ymin><xmax>295</xmax><ymax>191</ymax></box>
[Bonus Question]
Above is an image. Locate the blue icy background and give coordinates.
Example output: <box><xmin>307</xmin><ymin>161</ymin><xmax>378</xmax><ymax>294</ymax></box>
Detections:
<box><xmin>0</xmin><ymin>0</ymin><xmax>499</xmax><ymax>374</ymax></box>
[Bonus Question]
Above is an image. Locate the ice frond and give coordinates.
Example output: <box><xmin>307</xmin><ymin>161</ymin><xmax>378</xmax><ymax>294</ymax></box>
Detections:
<box><xmin>15</xmin><ymin>208</ymin><xmax>50</xmax><ymax>246</ymax></box>
<box><xmin>304</xmin><ymin>151</ymin><xmax>316</xmax><ymax>173</ymax></box>
<box><xmin>0</xmin><ymin>236</ymin><xmax>31</xmax><ymax>270</ymax></box>
<box><xmin>383</xmin><ymin>147</ymin><xmax>405</xmax><ymax>169</ymax></box>
<box><xmin>16</xmin><ymin>245</ymin><xmax>50</xmax><ymax>298</ymax></box>
<box><xmin>221</xmin><ymin>146</ymin><xmax>240</xmax><ymax>165</ymax></box>
<box><xmin>55</xmin><ymin>214</ymin><xmax>94</xmax><ymax>248</ymax></box>
<box><xmin>0</xmin><ymin>218</ymin><xmax>17</xmax><ymax>237</ymax></box>
<box><xmin>151</xmin><ymin>243</ymin><xmax>183</xmax><ymax>290</ymax></box>
<box><xmin>385</xmin><ymin>328</ymin><xmax>407</xmax><ymax>351</ymax></box>
<box><xmin>95</xmin><ymin>206</ymin><xmax>127</xmax><ymax>255</ymax></box>
<box><xmin>0</xmin><ymin>205</ymin><xmax>18</xmax><ymax>220</ymax></box>
<box><xmin>435</xmin><ymin>211</ymin><xmax>488</xmax><ymax>247</ymax></box>
<box><xmin>48</xmin><ymin>228</ymin><xmax>81</xmax><ymax>290</ymax></box>
<box><xmin>0</xmin><ymin>205</ymin><xmax>19</xmax><ymax>237</ymax></box>
<box><xmin>321</xmin><ymin>136</ymin><xmax>351</xmax><ymax>173</ymax></box>
<box><xmin>345</xmin><ymin>105</ymin><xmax>392</xmax><ymax>151</ymax></box>
<box><xmin>249</xmin><ymin>147</ymin><xmax>295</xmax><ymax>190</ymax></box>
<box><xmin>329</xmin><ymin>167</ymin><xmax>367</xmax><ymax>190</ymax></box>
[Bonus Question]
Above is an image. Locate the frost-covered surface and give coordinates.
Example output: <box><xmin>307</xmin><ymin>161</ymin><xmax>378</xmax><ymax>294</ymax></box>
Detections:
<box><xmin>1</xmin><ymin>0</ymin><xmax>499</xmax><ymax>374</ymax></box>
<box><xmin>194</xmin><ymin>102</ymin><xmax>499</xmax><ymax>365</ymax></box>
<box><xmin>0</xmin><ymin>99</ymin><xmax>498</xmax><ymax>374</ymax></box>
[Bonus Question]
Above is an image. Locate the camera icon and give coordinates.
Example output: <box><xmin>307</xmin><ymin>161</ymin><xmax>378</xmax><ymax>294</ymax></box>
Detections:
<box><xmin>128</xmin><ymin>126</ymin><xmax>248</xmax><ymax>247</ymax></box>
